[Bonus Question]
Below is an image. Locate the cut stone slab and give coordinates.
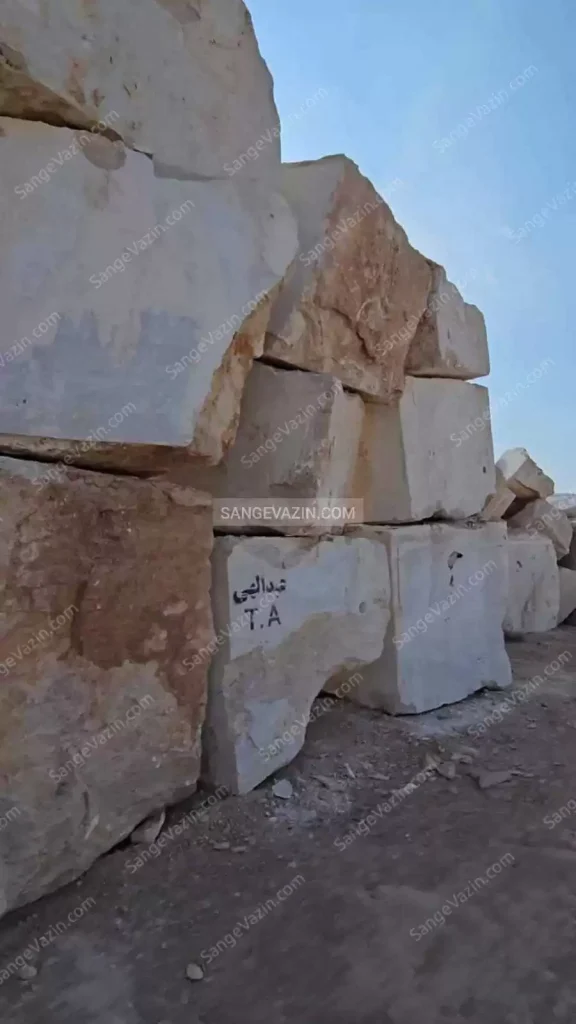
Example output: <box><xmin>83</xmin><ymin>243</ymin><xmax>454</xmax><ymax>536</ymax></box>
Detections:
<box><xmin>204</xmin><ymin>535</ymin><xmax>391</xmax><ymax>794</ymax></box>
<box><xmin>559</xmin><ymin>523</ymin><xmax>576</xmax><ymax>572</ymax></box>
<box><xmin>0</xmin><ymin>118</ymin><xmax>297</xmax><ymax>469</ymax></box>
<box><xmin>480</xmin><ymin>467</ymin><xmax>516</xmax><ymax>521</ymax></box>
<box><xmin>0</xmin><ymin>0</ymin><xmax>280</xmax><ymax>184</ymax></box>
<box><xmin>264</xmin><ymin>156</ymin><xmax>432</xmax><ymax>401</ymax></box>
<box><xmin>497</xmin><ymin>449</ymin><xmax>554</xmax><ymax>502</ymax></box>
<box><xmin>508</xmin><ymin>499</ymin><xmax>572</xmax><ymax>559</ymax></box>
<box><xmin>327</xmin><ymin>522</ymin><xmax>511</xmax><ymax>714</ymax></box>
<box><xmin>168</xmin><ymin>362</ymin><xmax>364</xmax><ymax>532</ymax></box>
<box><xmin>353</xmin><ymin>377</ymin><xmax>495</xmax><ymax>523</ymax></box>
<box><xmin>504</xmin><ymin>532</ymin><xmax>559</xmax><ymax>633</ymax></box>
<box><xmin>0</xmin><ymin>456</ymin><xmax>213</xmax><ymax>917</ymax></box>
<box><xmin>558</xmin><ymin>568</ymin><xmax>576</xmax><ymax>625</ymax></box>
<box><xmin>406</xmin><ymin>262</ymin><xmax>489</xmax><ymax>379</ymax></box>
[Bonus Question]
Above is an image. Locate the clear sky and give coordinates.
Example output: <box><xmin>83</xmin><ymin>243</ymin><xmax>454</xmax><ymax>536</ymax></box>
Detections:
<box><xmin>249</xmin><ymin>0</ymin><xmax>575</xmax><ymax>490</ymax></box>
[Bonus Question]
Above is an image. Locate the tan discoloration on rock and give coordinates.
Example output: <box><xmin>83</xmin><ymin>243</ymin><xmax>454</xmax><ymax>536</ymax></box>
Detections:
<box><xmin>0</xmin><ymin>456</ymin><xmax>213</xmax><ymax>915</ymax></box>
<box><xmin>407</xmin><ymin>262</ymin><xmax>489</xmax><ymax>379</ymax></box>
<box><xmin>265</xmin><ymin>156</ymin><xmax>432</xmax><ymax>401</ymax></box>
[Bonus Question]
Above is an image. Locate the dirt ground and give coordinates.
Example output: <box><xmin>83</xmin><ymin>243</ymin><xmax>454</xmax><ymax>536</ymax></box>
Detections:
<box><xmin>2</xmin><ymin>627</ymin><xmax>576</xmax><ymax>1024</ymax></box>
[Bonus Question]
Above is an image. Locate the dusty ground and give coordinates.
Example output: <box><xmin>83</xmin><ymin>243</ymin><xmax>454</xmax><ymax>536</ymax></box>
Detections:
<box><xmin>2</xmin><ymin>627</ymin><xmax>576</xmax><ymax>1024</ymax></box>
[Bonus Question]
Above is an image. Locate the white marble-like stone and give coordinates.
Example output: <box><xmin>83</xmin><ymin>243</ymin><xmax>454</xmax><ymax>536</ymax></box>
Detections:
<box><xmin>497</xmin><ymin>449</ymin><xmax>554</xmax><ymax>502</ymax></box>
<box><xmin>550</xmin><ymin>494</ymin><xmax>576</xmax><ymax>519</ymax></box>
<box><xmin>504</xmin><ymin>532</ymin><xmax>559</xmax><ymax>633</ymax></box>
<box><xmin>204</xmin><ymin>535</ymin><xmax>391</xmax><ymax>793</ymax></box>
<box><xmin>0</xmin><ymin>119</ymin><xmax>297</xmax><ymax>467</ymax></box>
<box><xmin>328</xmin><ymin>523</ymin><xmax>511</xmax><ymax>714</ymax></box>
<box><xmin>354</xmin><ymin>377</ymin><xmax>495</xmax><ymax>522</ymax></box>
<box><xmin>406</xmin><ymin>263</ymin><xmax>489</xmax><ymax>379</ymax></box>
<box><xmin>0</xmin><ymin>0</ymin><xmax>280</xmax><ymax>184</ymax></box>
<box><xmin>508</xmin><ymin>499</ymin><xmax>572</xmax><ymax>559</ymax></box>
<box><xmin>480</xmin><ymin>467</ymin><xmax>516</xmax><ymax>521</ymax></box>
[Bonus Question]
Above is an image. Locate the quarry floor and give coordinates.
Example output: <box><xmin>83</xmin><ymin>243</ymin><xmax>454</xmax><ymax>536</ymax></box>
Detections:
<box><xmin>2</xmin><ymin>630</ymin><xmax>576</xmax><ymax>1024</ymax></box>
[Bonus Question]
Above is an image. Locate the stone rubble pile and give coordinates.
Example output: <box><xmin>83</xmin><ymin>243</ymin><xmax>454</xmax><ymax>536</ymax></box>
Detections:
<box><xmin>0</xmin><ymin>0</ymin><xmax>566</xmax><ymax>915</ymax></box>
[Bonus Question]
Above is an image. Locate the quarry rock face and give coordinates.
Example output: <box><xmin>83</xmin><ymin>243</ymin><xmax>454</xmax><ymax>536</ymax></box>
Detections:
<box><xmin>354</xmin><ymin>378</ymin><xmax>495</xmax><ymax>522</ymax></box>
<box><xmin>508</xmin><ymin>498</ymin><xmax>572</xmax><ymax>559</ymax></box>
<box><xmin>504</xmin><ymin>532</ymin><xmax>559</xmax><ymax>633</ymax></box>
<box><xmin>497</xmin><ymin>449</ymin><xmax>554</xmax><ymax>503</ymax></box>
<box><xmin>406</xmin><ymin>263</ymin><xmax>490</xmax><ymax>379</ymax></box>
<box><xmin>204</xmin><ymin>535</ymin><xmax>391</xmax><ymax>794</ymax></box>
<box><xmin>328</xmin><ymin>523</ymin><xmax>511</xmax><ymax>713</ymax></box>
<box><xmin>0</xmin><ymin>0</ymin><xmax>280</xmax><ymax>183</ymax></box>
<box><xmin>0</xmin><ymin>118</ymin><xmax>297</xmax><ymax>466</ymax></box>
<box><xmin>264</xmin><ymin>156</ymin><xmax>432</xmax><ymax>401</ymax></box>
<box><xmin>0</xmin><ymin>457</ymin><xmax>213</xmax><ymax>915</ymax></box>
<box><xmin>170</xmin><ymin>362</ymin><xmax>364</xmax><ymax>530</ymax></box>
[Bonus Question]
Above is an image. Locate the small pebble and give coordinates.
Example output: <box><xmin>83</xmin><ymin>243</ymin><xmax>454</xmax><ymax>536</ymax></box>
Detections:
<box><xmin>231</xmin><ymin>845</ymin><xmax>248</xmax><ymax>853</ymax></box>
<box><xmin>272</xmin><ymin>779</ymin><xmax>293</xmax><ymax>800</ymax></box>
<box><xmin>17</xmin><ymin>964</ymin><xmax>37</xmax><ymax>981</ymax></box>
<box><xmin>211</xmin><ymin>841</ymin><xmax>230</xmax><ymax>851</ymax></box>
<box><xmin>186</xmin><ymin>962</ymin><xmax>204</xmax><ymax>982</ymax></box>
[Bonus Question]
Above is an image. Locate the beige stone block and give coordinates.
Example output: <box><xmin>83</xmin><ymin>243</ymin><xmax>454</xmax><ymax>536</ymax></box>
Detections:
<box><xmin>406</xmin><ymin>263</ymin><xmax>489</xmax><ymax>379</ymax></box>
<box><xmin>0</xmin><ymin>118</ymin><xmax>297</xmax><ymax>469</ymax></box>
<box><xmin>204</xmin><ymin>535</ymin><xmax>391</xmax><ymax>793</ymax></box>
<box><xmin>264</xmin><ymin>156</ymin><xmax>432</xmax><ymax>401</ymax></box>
<box><xmin>497</xmin><ymin>448</ymin><xmax>554</xmax><ymax>502</ymax></box>
<box><xmin>0</xmin><ymin>0</ymin><xmax>280</xmax><ymax>184</ymax></box>
<box><xmin>0</xmin><ymin>457</ymin><xmax>213</xmax><ymax>916</ymax></box>
<box><xmin>504</xmin><ymin>532</ymin><xmax>559</xmax><ymax>633</ymax></box>
<box><xmin>354</xmin><ymin>377</ymin><xmax>495</xmax><ymax>523</ymax></box>
<box><xmin>328</xmin><ymin>522</ymin><xmax>511</xmax><ymax>713</ymax></box>
<box><xmin>508</xmin><ymin>499</ymin><xmax>572</xmax><ymax>559</ymax></box>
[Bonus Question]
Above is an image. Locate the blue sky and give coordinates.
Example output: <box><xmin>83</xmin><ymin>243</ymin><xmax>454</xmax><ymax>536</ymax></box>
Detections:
<box><xmin>249</xmin><ymin>0</ymin><xmax>575</xmax><ymax>489</ymax></box>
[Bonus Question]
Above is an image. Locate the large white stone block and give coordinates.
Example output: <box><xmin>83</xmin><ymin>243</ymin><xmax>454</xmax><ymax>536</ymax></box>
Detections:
<box><xmin>328</xmin><ymin>523</ymin><xmax>511</xmax><ymax>714</ymax></box>
<box><xmin>559</xmin><ymin>523</ymin><xmax>576</xmax><ymax>571</ymax></box>
<box><xmin>0</xmin><ymin>0</ymin><xmax>280</xmax><ymax>184</ymax></box>
<box><xmin>264</xmin><ymin>156</ymin><xmax>432</xmax><ymax>401</ymax></box>
<box><xmin>497</xmin><ymin>449</ymin><xmax>554</xmax><ymax>502</ymax></box>
<box><xmin>167</xmin><ymin>362</ymin><xmax>364</xmax><ymax>532</ymax></box>
<box><xmin>0</xmin><ymin>119</ymin><xmax>297</xmax><ymax>467</ymax></box>
<box><xmin>353</xmin><ymin>377</ymin><xmax>495</xmax><ymax>522</ymax></box>
<box><xmin>204</xmin><ymin>536</ymin><xmax>391</xmax><ymax>793</ymax></box>
<box><xmin>480</xmin><ymin>467</ymin><xmax>516</xmax><ymax>521</ymax></box>
<box><xmin>508</xmin><ymin>499</ymin><xmax>572</xmax><ymax>559</ymax></box>
<box><xmin>406</xmin><ymin>263</ymin><xmax>489</xmax><ymax>379</ymax></box>
<box><xmin>504</xmin><ymin>532</ymin><xmax>559</xmax><ymax>633</ymax></box>
<box><xmin>0</xmin><ymin>457</ymin><xmax>213</xmax><ymax>916</ymax></box>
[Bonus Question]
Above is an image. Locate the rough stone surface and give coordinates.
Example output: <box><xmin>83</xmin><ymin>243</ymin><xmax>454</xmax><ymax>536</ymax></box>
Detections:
<box><xmin>264</xmin><ymin>156</ymin><xmax>432</xmax><ymax>401</ymax></box>
<box><xmin>480</xmin><ymin>467</ymin><xmax>516</xmax><ymax>521</ymax></box>
<box><xmin>204</xmin><ymin>536</ymin><xmax>391</xmax><ymax>794</ymax></box>
<box><xmin>169</xmin><ymin>362</ymin><xmax>364</xmax><ymax>531</ymax></box>
<box><xmin>0</xmin><ymin>0</ymin><xmax>280</xmax><ymax>184</ymax></box>
<box><xmin>328</xmin><ymin>523</ymin><xmax>511</xmax><ymax>713</ymax></box>
<box><xmin>353</xmin><ymin>377</ymin><xmax>495</xmax><ymax>523</ymax></box>
<box><xmin>406</xmin><ymin>262</ymin><xmax>489</xmax><ymax>379</ymax></box>
<box><xmin>0</xmin><ymin>456</ymin><xmax>213</xmax><ymax>916</ymax></box>
<box><xmin>0</xmin><ymin>118</ymin><xmax>297</xmax><ymax>467</ymax></box>
<box><xmin>508</xmin><ymin>498</ymin><xmax>572</xmax><ymax>559</ymax></box>
<box><xmin>504</xmin><ymin>532</ymin><xmax>559</xmax><ymax>633</ymax></box>
<box><xmin>558</xmin><ymin>568</ymin><xmax>576</xmax><ymax>625</ymax></box>
<box><xmin>497</xmin><ymin>449</ymin><xmax>554</xmax><ymax>502</ymax></box>
<box><xmin>550</xmin><ymin>494</ymin><xmax>576</xmax><ymax>519</ymax></box>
